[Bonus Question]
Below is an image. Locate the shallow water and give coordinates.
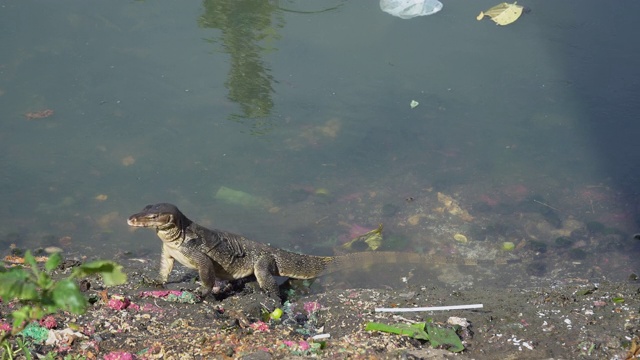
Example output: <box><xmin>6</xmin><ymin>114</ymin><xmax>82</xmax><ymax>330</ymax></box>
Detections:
<box><xmin>1</xmin><ymin>0</ymin><xmax>639</xmax><ymax>285</ymax></box>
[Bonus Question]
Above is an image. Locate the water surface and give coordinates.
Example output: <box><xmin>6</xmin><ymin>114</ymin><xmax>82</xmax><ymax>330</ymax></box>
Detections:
<box><xmin>1</xmin><ymin>0</ymin><xmax>639</xmax><ymax>288</ymax></box>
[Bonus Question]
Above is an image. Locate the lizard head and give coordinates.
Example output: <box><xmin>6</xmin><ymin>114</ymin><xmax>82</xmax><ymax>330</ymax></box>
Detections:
<box><xmin>127</xmin><ymin>203</ymin><xmax>185</xmax><ymax>231</ymax></box>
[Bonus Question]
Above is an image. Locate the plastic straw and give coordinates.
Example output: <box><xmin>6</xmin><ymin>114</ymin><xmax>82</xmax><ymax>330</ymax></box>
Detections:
<box><xmin>375</xmin><ymin>304</ymin><xmax>483</xmax><ymax>312</ymax></box>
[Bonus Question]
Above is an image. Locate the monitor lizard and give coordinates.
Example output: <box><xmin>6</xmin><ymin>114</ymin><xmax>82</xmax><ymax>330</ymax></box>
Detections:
<box><xmin>127</xmin><ymin>203</ymin><xmax>516</xmax><ymax>301</ymax></box>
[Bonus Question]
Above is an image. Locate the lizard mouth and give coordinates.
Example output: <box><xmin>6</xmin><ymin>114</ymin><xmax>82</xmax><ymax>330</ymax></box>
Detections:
<box><xmin>127</xmin><ymin>216</ymin><xmax>155</xmax><ymax>227</ymax></box>
<box><xmin>127</xmin><ymin>217</ymin><xmax>143</xmax><ymax>227</ymax></box>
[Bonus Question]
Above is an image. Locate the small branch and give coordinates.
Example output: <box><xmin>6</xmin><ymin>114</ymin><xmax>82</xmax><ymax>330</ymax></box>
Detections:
<box><xmin>533</xmin><ymin>199</ymin><xmax>562</xmax><ymax>212</ymax></box>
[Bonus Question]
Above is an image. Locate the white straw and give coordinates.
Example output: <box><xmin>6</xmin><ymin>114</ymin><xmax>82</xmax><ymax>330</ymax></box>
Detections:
<box><xmin>375</xmin><ymin>304</ymin><xmax>483</xmax><ymax>312</ymax></box>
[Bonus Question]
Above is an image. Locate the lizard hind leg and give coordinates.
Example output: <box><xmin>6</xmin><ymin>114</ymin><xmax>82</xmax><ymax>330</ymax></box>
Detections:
<box><xmin>253</xmin><ymin>255</ymin><xmax>281</xmax><ymax>300</ymax></box>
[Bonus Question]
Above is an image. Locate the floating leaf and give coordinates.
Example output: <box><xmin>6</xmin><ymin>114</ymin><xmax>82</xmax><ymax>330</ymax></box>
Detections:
<box><xmin>453</xmin><ymin>233</ymin><xmax>468</xmax><ymax>243</ymax></box>
<box><xmin>342</xmin><ymin>224</ymin><xmax>383</xmax><ymax>251</ymax></box>
<box><xmin>477</xmin><ymin>2</ymin><xmax>523</xmax><ymax>26</ymax></box>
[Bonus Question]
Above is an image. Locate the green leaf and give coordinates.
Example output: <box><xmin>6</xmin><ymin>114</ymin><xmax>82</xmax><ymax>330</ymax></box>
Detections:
<box><xmin>52</xmin><ymin>279</ymin><xmax>87</xmax><ymax>314</ymax></box>
<box><xmin>24</xmin><ymin>251</ymin><xmax>37</xmax><ymax>268</ymax></box>
<box><xmin>366</xmin><ymin>321</ymin><xmax>465</xmax><ymax>353</ymax></box>
<box><xmin>101</xmin><ymin>264</ymin><xmax>127</xmax><ymax>286</ymax></box>
<box><xmin>36</xmin><ymin>271</ymin><xmax>53</xmax><ymax>289</ymax></box>
<box><xmin>365</xmin><ymin>322</ymin><xmax>429</xmax><ymax>341</ymax></box>
<box><xmin>45</xmin><ymin>252</ymin><xmax>62</xmax><ymax>272</ymax></box>
<box><xmin>0</xmin><ymin>270</ymin><xmax>39</xmax><ymax>300</ymax></box>
<box><xmin>73</xmin><ymin>261</ymin><xmax>127</xmax><ymax>286</ymax></box>
<box><xmin>576</xmin><ymin>287</ymin><xmax>596</xmax><ymax>296</ymax></box>
<box><xmin>11</xmin><ymin>306</ymin><xmax>33</xmax><ymax>331</ymax></box>
<box><xmin>612</xmin><ymin>297</ymin><xmax>625</xmax><ymax>304</ymax></box>
<box><xmin>425</xmin><ymin>322</ymin><xmax>465</xmax><ymax>353</ymax></box>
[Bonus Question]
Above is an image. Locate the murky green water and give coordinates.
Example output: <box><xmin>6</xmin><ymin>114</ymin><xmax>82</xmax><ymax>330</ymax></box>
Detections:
<box><xmin>1</xmin><ymin>0</ymin><xmax>639</xmax><ymax>284</ymax></box>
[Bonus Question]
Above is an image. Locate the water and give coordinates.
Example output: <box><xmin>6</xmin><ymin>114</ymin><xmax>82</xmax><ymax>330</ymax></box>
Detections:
<box><xmin>1</xmin><ymin>0</ymin><xmax>639</xmax><ymax>285</ymax></box>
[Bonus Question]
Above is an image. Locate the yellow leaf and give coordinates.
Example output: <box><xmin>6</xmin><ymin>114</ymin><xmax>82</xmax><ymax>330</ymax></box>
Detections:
<box><xmin>478</xmin><ymin>2</ymin><xmax>523</xmax><ymax>26</ymax></box>
<box><xmin>342</xmin><ymin>224</ymin><xmax>384</xmax><ymax>251</ymax></box>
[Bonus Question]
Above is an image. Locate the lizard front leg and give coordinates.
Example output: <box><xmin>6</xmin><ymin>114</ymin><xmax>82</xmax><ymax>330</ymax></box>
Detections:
<box><xmin>254</xmin><ymin>255</ymin><xmax>281</xmax><ymax>301</ymax></box>
<box><xmin>178</xmin><ymin>246</ymin><xmax>217</xmax><ymax>297</ymax></box>
<box><xmin>142</xmin><ymin>245</ymin><xmax>174</xmax><ymax>289</ymax></box>
<box><xmin>159</xmin><ymin>244</ymin><xmax>175</xmax><ymax>284</ymax></box>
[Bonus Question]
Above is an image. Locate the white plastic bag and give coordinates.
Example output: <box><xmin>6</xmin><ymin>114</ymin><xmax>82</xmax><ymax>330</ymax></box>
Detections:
<box><xmin>380</xmin><ymin>0</ymin><xmax>443</xmax><ymax>19</ymax></box>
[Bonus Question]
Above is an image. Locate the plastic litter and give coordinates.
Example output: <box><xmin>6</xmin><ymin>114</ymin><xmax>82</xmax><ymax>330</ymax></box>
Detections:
<box><xmin>380</xmin><ymin>0</ymin><xmax>443</xmax><ymax>19</ymax></box>
<box><xmin>20</xmin><ymin>322</ymin><xmax>49</xmax><ymax>343</ymax></box>
<box><xmin>214</xmin><ymin>186</ymin><xmax>270</xmax><ymax>208</ymax></box>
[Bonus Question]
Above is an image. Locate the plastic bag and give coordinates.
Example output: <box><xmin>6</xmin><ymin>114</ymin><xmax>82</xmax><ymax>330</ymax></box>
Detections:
<box><xmin>380</xmin><ymin>0</ymin><xmax>443</xmax><ymax>19</ymax></box>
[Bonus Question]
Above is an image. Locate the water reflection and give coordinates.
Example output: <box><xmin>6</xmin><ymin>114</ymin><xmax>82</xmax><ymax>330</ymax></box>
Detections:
<box><xmin>198</xmin><ymin>0</ymin><xmax>283</xmax><ymax>134</ymax></box>
<box><xmin>196</xmin><ymin>0</ymin><xmax>345</xmax><ymax>135</ymax></box>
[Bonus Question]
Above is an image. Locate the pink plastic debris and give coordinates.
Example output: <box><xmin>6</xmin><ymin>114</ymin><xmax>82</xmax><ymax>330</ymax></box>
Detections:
<box><xmin>249</xmin><ymin>321</ymin><xmax>270</xmax><ymax>332</ymax></box>
<box><xmin>107</xmin><ymin>298</ymin><xmax>131</xmax><ymax>310</ymax></box>
<box><xmin>303</xmin><ymin>301</ymin><xmax>321</xmax><ymax>314</ymax></box>
<box><xmin>298</xmin><ymin>341</ymin><xmax>310</xmax><ymax>351</ymax></box>
<box><xmin>346</xmin><ymin>224</ymin><xmax>374</xmax><ymax>239</ymax></box>
<box><xmin>140</xmin><ymin>303</ymin><xmax>163</xmax><ymax>313</ymax></box>
<box><xmin>139</xmin><ymin>290</ymin><xmax>182</xmax><ymax>298</ymax></box>
<box><xmin>39</xmin><ymin>316</ymin><xmax>57</xmax><ymax>329</ymax></box>
<box><xmin>593</xmin><ymin>300</ymin><xmax>607</xmax><ymax>307</ymax></box>
<box><xmin>103</xmin><ymin>351</ymin><xmax>136</xmax><ymax>360</ymax></box>
<box><xmin>0</xmin><ymin>321</ymin><xmax>11</xmax><ymax>332</ymax></box>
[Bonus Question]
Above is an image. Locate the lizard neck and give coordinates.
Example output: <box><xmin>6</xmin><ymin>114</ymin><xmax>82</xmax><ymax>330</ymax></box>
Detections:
<box><xmin>156</xmin><ymin>217</ymin><xmax>190</xmax><ymax>243</ymax></box>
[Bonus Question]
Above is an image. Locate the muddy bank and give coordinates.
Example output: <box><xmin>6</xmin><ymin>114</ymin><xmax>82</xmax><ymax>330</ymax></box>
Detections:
<box><xmin>2</xmin><ymin>257</ymin><xmax>639</xmax><ymax>359</ymax></box>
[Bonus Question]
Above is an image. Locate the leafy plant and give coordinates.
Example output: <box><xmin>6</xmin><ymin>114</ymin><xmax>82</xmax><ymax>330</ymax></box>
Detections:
<box><xmin>365</xmin><ymin>319</ymin><xmax>464</xmax><ymax>353</ymax></box>
<box><xmin>0</xmin><ymin>251</ymin><xmax>127</xmax><ymax>355</ymax></box>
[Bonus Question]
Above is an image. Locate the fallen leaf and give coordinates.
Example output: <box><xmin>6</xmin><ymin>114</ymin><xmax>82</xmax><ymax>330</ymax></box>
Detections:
<box><xmin>477</xmin><ymin>2</ymin><xmax>524</xmax><ymax>26</ymax></box>
<box><xmin>3</xmin><ymin>255</ymin><xmax>48</xmax><ymax>264</ymax></box>
<box><xmin>25</xmin><ymin>109</ymin><xmax>54</xmax><ymax>120</ymax></box>
<box><xmin>121</xmin><ymin>155</ymin><xmax>135</xmax><ymax>166</ymax></box>
<box><xmin>437</xmin><ymin>192</ymin><xmax>474</xmax><ymax>221</ymax></box>
<box><xmin>97</xmin><ymin>211</ymin><xmax>120</xmax><ymax>228</ymax></box>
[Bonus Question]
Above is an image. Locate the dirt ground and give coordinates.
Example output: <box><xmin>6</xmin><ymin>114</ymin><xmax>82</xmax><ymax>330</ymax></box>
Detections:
<box><xmin>2</xmin><ymin>187</ymin><xmax>640</xmax><ymax>359</ymax></box>
<box><xmin>2</xmin><ymin>255</ymin><xmax>640</xmax><ymax>360</ymax></box>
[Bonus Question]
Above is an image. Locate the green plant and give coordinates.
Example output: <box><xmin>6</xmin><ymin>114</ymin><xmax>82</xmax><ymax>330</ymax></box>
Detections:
<box><xmin>0</xmin><ymin>251</ymin><xmax>127</xmax><ymax>357</ymax></box>
<box><xmin>365</xmin><ymin>319</ymin><xmax>464</xmax><ymax>353</ymax></box>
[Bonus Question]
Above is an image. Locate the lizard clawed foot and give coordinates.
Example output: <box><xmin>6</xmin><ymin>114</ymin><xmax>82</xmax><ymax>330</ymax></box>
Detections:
<box><xmin>141</xmin><ymin>275</ymin><xmax>166</xmax><ymax>289</ymax></box>
<box><xmin>197</xmin><ymin>287</ymin><xmax>212</xmax><ymax>298</ymax></box>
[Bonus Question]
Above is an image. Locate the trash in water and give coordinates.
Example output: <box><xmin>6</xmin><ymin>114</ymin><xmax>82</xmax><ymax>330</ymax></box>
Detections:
<box><xmin>214</xmin><ymin>186</ymin><xmax>270</xmax><ymax>208</ymax></box>
<box><xmin>380</xmin><ymin>0</ymin><xmax>443</xmax><ymax>19</ymax></box>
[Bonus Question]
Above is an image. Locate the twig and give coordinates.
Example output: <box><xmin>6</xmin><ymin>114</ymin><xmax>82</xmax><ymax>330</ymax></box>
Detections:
<box><xmin>315</xmin><ymin>215</ymin><xmax>329</xmax><ymax>224</ymax></box>
<box><xmin>533</xmin><ymin>199</ymin><xmax>562</xmax><ymax>212</ymax></box>
<box><xmin>375</xmin><ymin>304</ymin><xmax>483</xmax><ymax>312</ymax></box>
